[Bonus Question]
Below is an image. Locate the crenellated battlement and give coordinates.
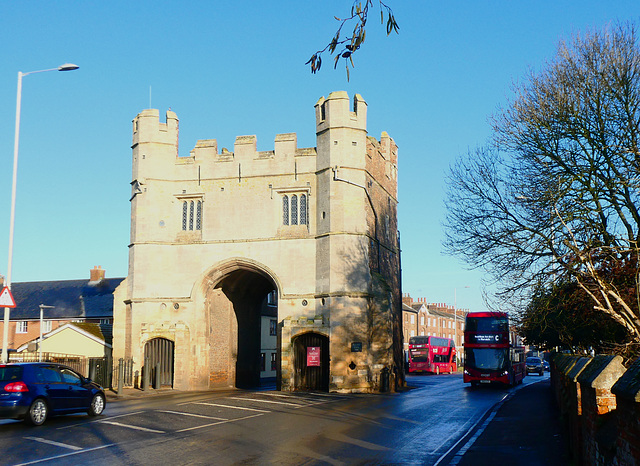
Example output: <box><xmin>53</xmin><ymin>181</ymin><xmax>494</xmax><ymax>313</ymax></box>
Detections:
<box><xmin>131</xmin><ymin>92</ymin><xmax>395</xmax><ymax>187</ymax></box>
<box><xmin>186</xmin><ymin>133</ymin><xmax>317</xmax><ymax>164</ymax></box>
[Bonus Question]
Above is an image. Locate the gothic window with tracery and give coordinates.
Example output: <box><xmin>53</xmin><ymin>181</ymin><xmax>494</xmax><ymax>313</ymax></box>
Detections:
<box><xmin>300</xmin><ymin>194</ymin><xmax>307</xmax><ymax>225</ymax></box>
<box><xmin>282</xmin><ymin>195</ymin><xmax>289</xmax><ymax>225</ymax></box>
<box><xmin>282</xmin><ymin>193</ymin><xmax>309</xmax><ymax>226</ymax></box>
<box><xmin>181</xmin><ymin>199</ymin><xmax>203</xmax><ymax>231</ymax></box>
<box><xmin>291</xmin><ymin>195</ymin><xmax>298</xmax><ymax>225</ymax></box>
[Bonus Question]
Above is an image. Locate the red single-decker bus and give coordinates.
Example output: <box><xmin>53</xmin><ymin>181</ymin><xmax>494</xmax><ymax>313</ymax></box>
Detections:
<box><xmin>408</xmin><ymin>336</ymin><xmax>457</xmax><ymax>374</ymax></box>
<box><xmin>463</xmin><ymin>311</ymin><xmax>525</xmax><ymax>387</ymax></box>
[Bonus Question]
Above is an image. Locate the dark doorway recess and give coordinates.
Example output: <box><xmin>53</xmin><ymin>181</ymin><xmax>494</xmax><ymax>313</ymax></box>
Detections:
<box><xmin>293</xmin><ymin>332</ymin><xmax>329</xmax><ymax>391</ymax></box>
<box><xmin>219</xmin><ymin>269</ymin><xmax>275</xmax><ymax>389</ymax></box>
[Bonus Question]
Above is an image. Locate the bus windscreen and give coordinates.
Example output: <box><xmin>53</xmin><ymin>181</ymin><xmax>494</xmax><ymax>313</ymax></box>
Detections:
<box><xmin>465</xmin><ymin>348</ymin><xmax>508</xmax><ymax>371</ymax></box>
<box><xmin>465</xmin><ymin>316</ymin><xmax>508</xmax><ymax>333</ymax></box>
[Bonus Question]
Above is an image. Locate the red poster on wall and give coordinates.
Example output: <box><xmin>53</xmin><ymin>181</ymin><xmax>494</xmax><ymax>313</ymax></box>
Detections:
<box><xmin>307</xmin><ymin>346</ymin><xmax>321</xmax><ymax>367</ymax></box>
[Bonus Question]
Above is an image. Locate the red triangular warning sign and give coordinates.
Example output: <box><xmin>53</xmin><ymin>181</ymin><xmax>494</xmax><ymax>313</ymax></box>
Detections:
<box><xmin>0</xmin><ymin>287</ymin><xmax>16</xmax><ymax>308</ymax></box>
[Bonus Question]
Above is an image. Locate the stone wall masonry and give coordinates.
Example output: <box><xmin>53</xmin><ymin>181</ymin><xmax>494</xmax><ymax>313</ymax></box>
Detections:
<box><xmin>552</xmin><ymin>353</ymin><xmax>640</xmax><ymax>465</ymax></box>
<box><xmin>611</xmin><ymin>356</ymin><xmax>640</xmax><ymax>466</ymax></box>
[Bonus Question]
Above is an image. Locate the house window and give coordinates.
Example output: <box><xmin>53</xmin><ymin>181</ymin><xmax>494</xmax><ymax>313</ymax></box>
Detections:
<box><xmin>410</xmin><ymin>315</ymin><xmax>415</xmax><ymax>324</ymax></box>
<box><xmin>410</xmin><ymin>330</ymin><xmax>415</xmax><ymax>337</ymax></box>
<box><xmin>420</xmin><ymin>316</ymin><xmax>425</xmax><ymax>326</ymax></box>
<box><xmin>271</xmin><ymin>352</ymin><xmax>277</xmax><ymax>371</ymax></box>
<box><xmin>260</xmin><ymin>353</ymin><xmax>266</xmax><ymax>372</ymax></box>
<box><xmin>182</xmin><ymin>199</ymin><xmax>203</xmax><ymax>231</ymax></box>
<box><xmin>16</xmin><ymin>321</ymin><xmax>28</xmax><ymax>333</ymax></box>
<box><xmin>270</xmin><ymin>319</ymin><xmax>277</xmax><ymax>336</ymax></box>
<box><xmin>100</xmin><ymin>319</ymin><xmax>110</xmax><ymax>325</ymax></box>
<box><xmin>282</xmin><ymin>193</ymin><xmax>309</xmax><ymax>226</ymax></box>
<box><xmin>41</xmin><ymin>320</ymin><xmax>52</xmax><ymax>333</ymax></box>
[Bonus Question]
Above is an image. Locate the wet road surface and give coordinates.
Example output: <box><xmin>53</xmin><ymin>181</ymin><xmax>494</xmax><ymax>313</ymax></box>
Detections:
<box><xmin>0</xmin><ymin>372</ymin><xmax>549</xmax><ymax>465</ymax></box>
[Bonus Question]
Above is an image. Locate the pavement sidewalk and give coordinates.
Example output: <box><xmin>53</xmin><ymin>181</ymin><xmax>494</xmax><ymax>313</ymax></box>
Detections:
<box><xmin>456</xmin><ymin>377</ymin><xmax>570</xmax><ymax>465</ymax></box>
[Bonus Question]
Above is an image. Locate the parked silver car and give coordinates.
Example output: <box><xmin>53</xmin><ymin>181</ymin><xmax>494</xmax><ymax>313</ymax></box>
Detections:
<box><xmin>525</xmin><ymin>357</ymin><xmax>544</xmax><ymax>376</ymax></box>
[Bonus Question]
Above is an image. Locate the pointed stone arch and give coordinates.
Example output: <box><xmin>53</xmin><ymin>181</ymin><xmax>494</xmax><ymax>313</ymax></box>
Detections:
<box><xmin>195</xmin><ymin>258</ymin><xmax>280</xmax><ymax>389</ymax></box>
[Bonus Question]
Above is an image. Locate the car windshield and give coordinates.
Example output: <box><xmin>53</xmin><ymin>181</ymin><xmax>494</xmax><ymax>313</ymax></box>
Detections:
<box><xmin>0</xmin><ymin>365</ymin><xmax>23</xmax><ymax>382</ymax></box>
<box><xmin>526</xmin><ymin>358</ymin><xmax>541</xmax><ymax>364</ymax></box>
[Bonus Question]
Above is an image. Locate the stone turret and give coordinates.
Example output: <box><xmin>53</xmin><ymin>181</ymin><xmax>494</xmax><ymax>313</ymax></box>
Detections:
<box><xmin>315</xmin><ymin>91</ymin><xmax>368</xmax><ymax>171</ymax></box>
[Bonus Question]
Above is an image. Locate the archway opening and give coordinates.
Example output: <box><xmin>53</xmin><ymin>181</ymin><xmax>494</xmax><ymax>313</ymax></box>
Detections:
<box><xmin>292</xmin><ymin>332</ymin><xmax>330</xmax><ymax>391</ymax></box>
<box><xmin>207</xmin><ymin>267</ymin><xmax>277</xmax><ymax>389</ymax></box>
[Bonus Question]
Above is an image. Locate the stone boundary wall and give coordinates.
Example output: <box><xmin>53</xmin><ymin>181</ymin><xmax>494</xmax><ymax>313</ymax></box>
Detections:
<box><xmin>551</xmin><ymin>353</ymin><xmax>640</xmax><ymax>465</ymax></box>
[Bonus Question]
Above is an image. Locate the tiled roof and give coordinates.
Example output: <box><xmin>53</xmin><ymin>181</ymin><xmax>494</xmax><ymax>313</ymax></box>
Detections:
<box><xmin>7</xmin><ymin>278</ymin><xmax>124</xmax><ymax>320</ymax></box>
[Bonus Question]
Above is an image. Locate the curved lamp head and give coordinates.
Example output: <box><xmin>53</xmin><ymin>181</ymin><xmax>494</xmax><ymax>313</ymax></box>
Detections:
<box><xmin>58</xmin><ymin>63</ymin><xmax>79</xmax><ymax>71</ymax></box>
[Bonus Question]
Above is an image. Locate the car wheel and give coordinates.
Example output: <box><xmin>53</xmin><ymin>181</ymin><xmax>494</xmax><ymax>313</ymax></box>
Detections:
<box><xmin>88</xmin><ymin>393</ymin><xmax>105</xmax><ymax>416</ymax></box>
<box><xmin>25</xmin><ymin>398</ymin><xmax>48</xmax><ymax>426</ymax></box>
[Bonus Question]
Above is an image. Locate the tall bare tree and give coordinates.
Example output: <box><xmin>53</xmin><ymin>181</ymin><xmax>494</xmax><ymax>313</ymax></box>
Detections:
<box><xmin>444</xmin><ymin>22</ymin><xmax>640</xmax><ymax>341</ymax></box>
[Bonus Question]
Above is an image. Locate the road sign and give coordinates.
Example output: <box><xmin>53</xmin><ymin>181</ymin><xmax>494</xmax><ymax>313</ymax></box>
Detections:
<box><xmin>0</xmin><ymin>287</ymin><xmax>16</xmax><ymax>308</ymax></box>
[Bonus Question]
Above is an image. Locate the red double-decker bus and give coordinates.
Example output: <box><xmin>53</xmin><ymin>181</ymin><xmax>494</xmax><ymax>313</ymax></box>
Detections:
<box><xmin>408</xmin><ymin>336</ymin><xmax>457</xmax><ymax>374</ymax></box>
<box><xmin>463</xmin><ymin>311</ymin><xmax>525</xmax><ymax>387</ymax></box>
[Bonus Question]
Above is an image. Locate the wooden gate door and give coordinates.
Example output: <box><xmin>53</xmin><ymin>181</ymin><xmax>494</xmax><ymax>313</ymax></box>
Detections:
<box><xmin>144</xmin><ymin>338</ymin><xmax>175</xmax><ymax>388</ymax></box>
<box><xmin>293</xmin><ymin>332</ymin><xmax>329</xmax><ymax>391</ymax></box>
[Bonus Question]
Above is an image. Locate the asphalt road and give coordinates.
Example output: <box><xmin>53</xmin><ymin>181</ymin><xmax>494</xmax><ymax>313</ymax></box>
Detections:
<box><xmin>0</xmin><ymin>372</ymin><xmax>550</xmax><ymax>465</ymax></box>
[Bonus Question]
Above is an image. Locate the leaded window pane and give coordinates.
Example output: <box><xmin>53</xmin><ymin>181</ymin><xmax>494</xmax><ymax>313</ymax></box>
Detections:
<box><xmin>300</xmin><ymin>194</ymin><xmax>307</xmax><ymax>225</ymax></box>
<box><xmin>196</xmin><ymin>201</ymin><xmax>202</xmax><ymax>230</ymax></box>
<box><xmin>291</xmin><ymin>195</ymin><xmax>298</xmax><ymax>225</ymax></box>
<box><xmin>182</xmin><ymin>202</ymin><xmax>188</xmax><ymax>230</ymax></box>
<box><xmin>189</xmin><ymin>201</ymin><xmax>194</xmax><ymax>230</ymax></box>
<box><xmin>283</xmin><ymin>195</ymin><xmax>289</xmax><ymax>225</ymax></box>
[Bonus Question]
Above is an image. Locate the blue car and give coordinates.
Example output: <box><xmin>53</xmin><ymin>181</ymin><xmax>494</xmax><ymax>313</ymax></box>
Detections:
<box><xmin>0</xmin><ymin>362</ymin><xmax>106</xmax><ymax>426</ymax></box>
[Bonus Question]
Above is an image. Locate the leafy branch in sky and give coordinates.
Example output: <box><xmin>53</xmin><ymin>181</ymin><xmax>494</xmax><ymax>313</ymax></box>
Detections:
<box><xmin>306</xmin><ymin>1</ymin><xmax>399</xmax><ymax>80</ymax></box>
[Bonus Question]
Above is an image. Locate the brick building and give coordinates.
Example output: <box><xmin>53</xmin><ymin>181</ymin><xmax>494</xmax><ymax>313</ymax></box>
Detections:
<box><xmin>401</xmin><ymin>293</ymin><xmax>467</xmax><ymax>361</ymax></box>
<box><xmin>113</xmin><ymin>91</ymin><xmax>403</xmax><ymax>392</ymax></box>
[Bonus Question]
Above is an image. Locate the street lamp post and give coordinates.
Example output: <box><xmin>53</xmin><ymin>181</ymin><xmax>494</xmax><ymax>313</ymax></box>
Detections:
<box><xmin>1</xmin><ymin>64</ymin><xmax>78</xmax><ymax>364</ymax></box>
<box><xmin>38</xmin><ymin>304</ymin><xmax>55</xmax><ymax>362</ymax></box>
<box><xmin>454</xmin><ymin>286</ymin><xmax>470</xmax><ymax>364</ymax></box>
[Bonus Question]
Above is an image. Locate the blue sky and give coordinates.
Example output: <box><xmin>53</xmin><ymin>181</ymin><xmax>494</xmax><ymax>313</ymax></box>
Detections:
<box><xmin>0</xmin><ymin>1</ymin><xmax>638</xmax><ymax>312</ymax></box>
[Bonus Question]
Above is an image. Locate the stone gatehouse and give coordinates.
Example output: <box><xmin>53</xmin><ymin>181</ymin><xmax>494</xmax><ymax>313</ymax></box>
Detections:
<box><xmin>112</xmin><ymin>91</ymin><xmax>403</xmax><ymax>392</ymax></box>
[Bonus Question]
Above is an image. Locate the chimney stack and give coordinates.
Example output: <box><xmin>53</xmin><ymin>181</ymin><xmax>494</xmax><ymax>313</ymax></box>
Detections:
<box><xmin>89</xmin><ymin>265</ymin><xmax>105</xmax><ymax>284</ymax></box>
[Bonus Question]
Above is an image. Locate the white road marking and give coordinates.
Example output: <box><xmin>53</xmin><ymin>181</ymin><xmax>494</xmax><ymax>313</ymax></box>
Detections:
<box><xmin>176</xmin><ymin>413</ymin><xmax>266</xmax><ymax>433</ymax></box>
<box><xmin>192</xmin><ymin>402</ymin><xmax>270</xmax><ymax>413</ymax></box>
<box><xmin>158</xmin><ymin>410</ymin><xmax>227</xmax><ymax>420</ymax></box>
<box><xmin>56</xmin><ymin>411</ymin><xmax>146</xmax><ymax>430</ymax></box>
<box><xmin>23</xmin><ymin>437</ymin><xmax>82</xmax><ymax>451</ymax></box>
<box><xmin>228</xmin><ymin>396</ymin><xmax>305</xmax><ymax>406</ymax></box>
<box><xmin>15</xmin><ymin>444</ymin><xmax>116</xmax><ymax>466</ymax></box>
<box><xmin>97</xmin><ymin>420</ymin><xmax>165</xmax><ymax>433</ymax></box>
